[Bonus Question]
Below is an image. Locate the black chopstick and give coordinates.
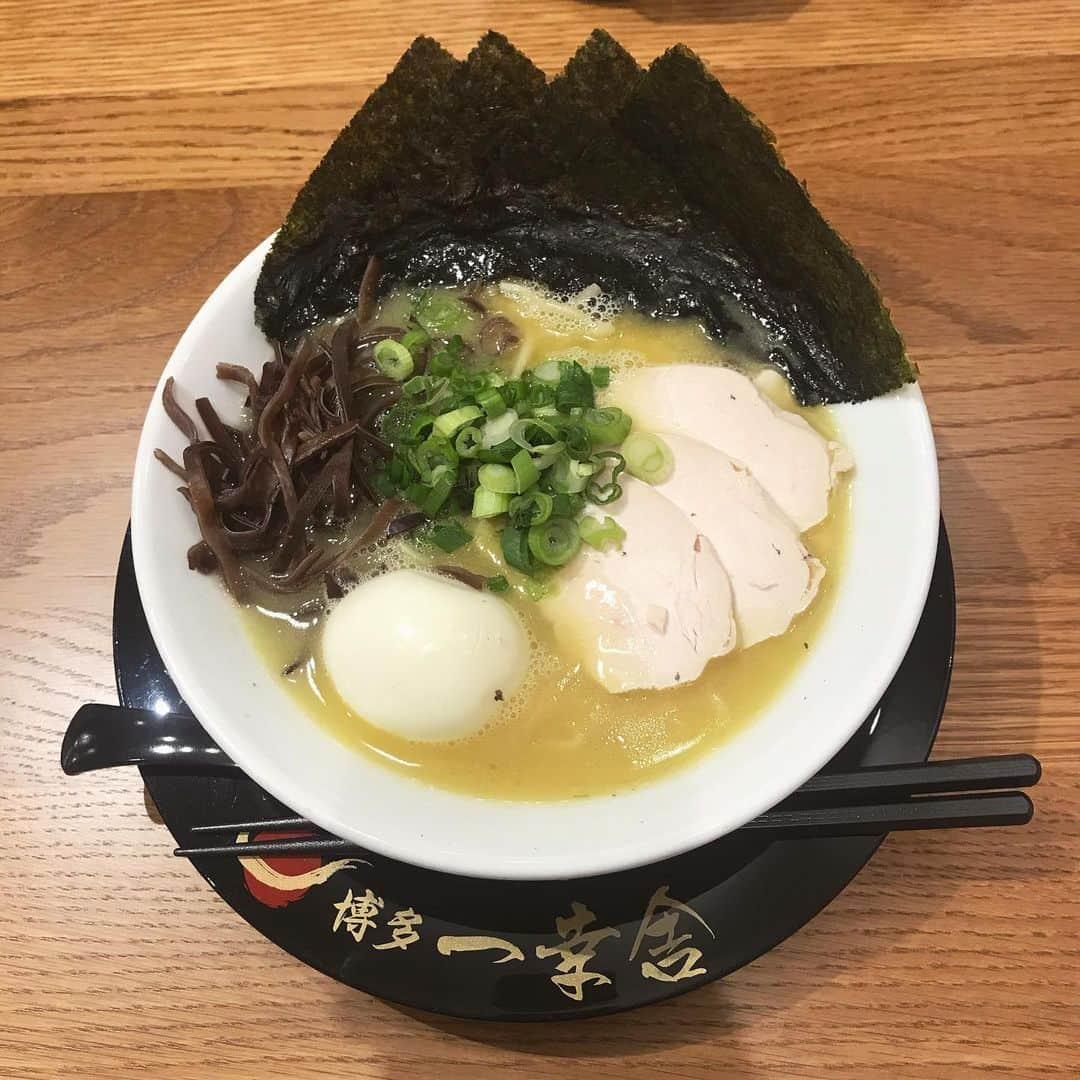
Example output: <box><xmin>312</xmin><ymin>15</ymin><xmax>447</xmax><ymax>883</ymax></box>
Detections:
<box><xmin>784</xmin><ymin>753</ymin><xmax>1040</xmax><ymax>801</ymax></box>
<box><xmin>186</xmin><ymin>754</ymin><xmax>1041</xmax><ymax>838</ymax></box>
<box><xmin>174</xmin><ymin>754</ymin><xmax>1040</xmax><ymax>859</ymax></box>
<box><xmin>175</xmin><ymin>791</ymin><xmax>1034</xmax><ymax>858</ymax></box>
<box><xmin>741</xmin><ymin>790</ymin><xmax>1033</xmax><ymax>836</ymax></box>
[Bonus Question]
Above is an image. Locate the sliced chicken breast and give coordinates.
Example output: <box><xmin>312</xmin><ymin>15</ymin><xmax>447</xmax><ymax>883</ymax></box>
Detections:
<box><xmin>611</xmin><ymin>364</ymin><xmax>848</xmax><ymax>531</ymax></box>
<box><xmin>654</xmin><ymin>433</ymin><xmax>824</xmax><ymax>648</ymax></box>
<box><xmin>541</xmin><ymin>478</ymin><xmax>736</xmax><ymax>693</ymax></box>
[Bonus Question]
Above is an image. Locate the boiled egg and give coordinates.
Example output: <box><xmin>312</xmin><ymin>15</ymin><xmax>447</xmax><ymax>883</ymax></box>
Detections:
<box><xmin>321</xmin><ymin>569</ymin><xmax>529</xmax><ymax>741</ymax></box>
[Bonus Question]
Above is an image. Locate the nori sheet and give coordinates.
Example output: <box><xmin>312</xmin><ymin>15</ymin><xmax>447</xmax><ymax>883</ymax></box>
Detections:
<box><xmin>254</xmin><ymin>30</ymin><xmax>914</xmax><ymax>405</ymax></box>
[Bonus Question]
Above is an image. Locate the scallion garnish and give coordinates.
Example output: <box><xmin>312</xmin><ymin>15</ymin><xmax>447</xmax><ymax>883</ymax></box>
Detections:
<box><xmin>422</xmin><ymin>472</ymin><xmax>456</xmax><ymax>517</ymax></box>
<box><xmin>454</xmin><ymin>425</ymin><xmax>484</xmax><ymax>459</ymax></box>
<box><xmin>509</xmin><ymin>490</ymin><xmax>554</xmax><ymax>527</ymax></box>
<box><xmin>411</xmin><ymin>435</ymin><xmax>458</xmax><ymax>483</ymax></box>
<box><xmin>432</xmin><ymin>521</ymin><xmax>472</xmax><ymax>553</ymax></box>
<box><xmin>585</xmin><ymin>451</ymin><xmax>626</xmax><ymax>505</ymax></box>
<box><xmin>509</xmin><ymin>417</ymin><xmax>559</xmax><ymax>453</ymax></box>
<box><xmin>485</xmin><ymin>574</ymin><xmax>510</xmax><ymax>594</ymax></box>
<box><xmin>477</xmin><ymin>463</ymin><xmax>518</xmax><ymax>495</ymax></box>
<box><xmin>414</xmin><ymin>293</ymin><xmax>470</xmax><ymax>336</ymax></box>
<box><xmin>472</xmin><ymin>487</ymin><xmax>511</xmax><ymax>519</ymax></box>
<box><xmin>400</xmin><ymin>326</ymin><xmax>431</xmax><ymax>355</ymax></box>
<box><xmin>433</xmin><ymin>405</ymin><xmax>483</xmax><ymax>438</ymax></box>
<box><xmin>476</xmin><ymin>386</ymin><xmax>507</xmax><ymax>419</ymax></box>
<box><xmin>550</xmin><ymin>492</ymin><xmax>586</xmax><ymax>518</ymax></box>
<box><xmin>555</xmin><ymin>360</ymin><xmax>595</xmax><ymax>412</ymax></box>
<box><xmin>578</xmin><ymin>514</ymin><xmax>626</xmax><ymax>550</ymax></box>
<box><xmin>374</xmin><ymin>339</ymin><xmax>415</xmax><ymax>381</ymax></box>
<box><xmin>500</xmin><ymin>524</ymin><xmax>534</xmax><ymax>574</ymax></box>
<box><xmin>622</xmin><ymin>431</ymin><xmax>674</xmax><ymax>485</ymax></box>
<box><xmin>533</xmin><ymin>359</ymin><xmax>562</xmax><ymax>383</ymax></box>
<box><xmin>510</xmin><ymin>449</ymin><xmax>540</xmax><ymax>493</ymax></box>
<box><xmin>372</xmin><ymin>312</ymin><xmax>648</xmax><ymax>584</ymax></box>
<box><xmin>582</xmin><ymin>406</ymin><xmax>631</xmax><ymax>446</ymax></box>
<box><xmin>527</xmin><ymin>518</ymin><xmax>582</xmax><ymax>567</ymax></box>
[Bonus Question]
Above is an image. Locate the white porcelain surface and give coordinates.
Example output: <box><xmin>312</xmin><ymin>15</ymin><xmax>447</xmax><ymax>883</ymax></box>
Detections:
<box><xmin>131</xmin><ymin>236</ymin><xmax>940</xmax><ymax>880</ymax></box>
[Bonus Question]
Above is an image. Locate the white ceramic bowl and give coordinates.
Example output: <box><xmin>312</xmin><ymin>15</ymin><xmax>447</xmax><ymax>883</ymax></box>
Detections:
<box><xmin>132</xmin><ymin>235</ymin><xmax>939</xmax><ymax>880</ymax></box>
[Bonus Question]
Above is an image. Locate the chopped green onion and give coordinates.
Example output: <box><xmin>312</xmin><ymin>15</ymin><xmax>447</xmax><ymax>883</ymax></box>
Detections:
<box><xmin>555</xmin><ymin>360</ymin><xmax>595</xmax><ymax>412</ymax></box>
<box><xmin>481</xmin><ymin>409</ymin><xmax>519</xmax><ymax>449</ymax></box>
<box><xmin>500</xmin><ymin>524</ymin><xmax>534</xmax><ymax>574</ymax></box>
<box><xmin>555</xmin><ymin>418</ymin><xmax>593</xmax><ymax>460</ymax></box>
<box><xmin>415</xmin><ymin>293</ymin><xmax>469</xmax><ymax>335</ymax></box>
<box><xmin>427</xmin><ymin>335</ymin><xmax>467</xmax><ymax>377</ymax></box>
<box><xmin>582</xmin><ymin>406</ymin><xmax>631</xmax><ymax>446</ymax></box>
<box><xmin>401</xmin><ymin>327</ymin><xmax>430</xmax><ymax>355</ymax></box>
<box><xmin>533</xmin><ymin>442</ymin><xmax>566</xmax><ymax>471</ymax></box>
<box><xmin>509</xmin><ymin>490</ymin><xmax>553</xmax><ymax>527</ymax></box>
<box><xmin>433</xmin><ymin>405</ymin><xmax>482</xmax><ymax>438</ymax></box>
<box><xmin>549</xmin><ymin>492</ymin><xmax>586</xmax><ymax>518</ymax></box>
<box><xmin>476</xmin><ymin>386</ymin><xmax>507</xmax><ymax>419</ymax></box>
<box><xmin>422</xmin><ymin>472</ymin><xmax>455</xmax><ymax>517</ymax></box>
<box><xmin>472</xmin><ymin>488</ymin><xmax>511</xmax><ymax>519</ymax></box>
<box><xmin>519</xmin><ymin>380</ymin><xmax>556</xmax><ymax>415</ymax></box>
<box><xmin>478</xmin><ymin>463</ymin><xmax>518</xmax><ymax>495</ymax></box>
<box><xmin>399</xmin><ymin>411</ymin><xmax>436</xmax><ymax>444</ymax></box>
<box><xmin>450</xmin><ymin>369</ymin><xmax>488</xmax><ymax>397</ymax></box>
<box><xmin>591</xmin><ymin>365</ymin><xmax>611</xmax><ymax>389</ymax></box>
<box><xmin>578</xmin><ymin>514</ymin><xmax>626</xmax><ymax>550</ymax></box>
<box><xmin>509</xmin><ymin>417</ymin><xmax>559</xmax><ymax>453</ymax></box>
<box><xmin>432</xmin><ymin>521</ymin><xmax>472</xmax><ymax>553</ymax></box>
<box><xmin>458</xmin><ymin>459</ymin><xmax>480</xmax><ymax>491</ymax></box>
<box><xmin>548</xmin><ymin>454</ymin><xmax>595</xmax><ymax>494</ymax></box>
<box><xmin>400</xmin><ymin>375</ymin><xmax>450</xmax><ymax>410</ymax></box>
<box><xmin>510</xmin><ymin>449</ymin><xmax>539</xmax><ymax>493</ymax></box>
<box><xmin>485</xmin><ymin>574</ymin><xmax>510</xmax><ymax>594</ymax></box>
<box><xmin>388</xmin><ymin>450</ymin><xmax>414</xmax><ymax>486</ymax></box>
<box><xmin>475</xmin><ymin>438</ymin><xmax>519</xmax><ymax>464</ymax></box>
<box><xmin>623</xmin><ymin>431</ymin><xmax>674</xmax><ymax>485</ymax></box>
<box><xmin>410</xmin><ymin>435</ymin><xmax>458</xmax><ymax>483</ymax></box>
<box><xmin>405</xmin><ymin>481</ymin><xmax>429</xmax><ymax>506</ymax></box>
<box><xmin>533</xmin><ymin>359</ymin><xmax>562</xmax><ymax>383</ymax></box>
<box><xmin>528</xmin><ymin>518</ymin><xmax>582</xmax><ymax>567</ymax></box>
<box><xmin>585</xmin><ymin>450</ymin><xmax>625</xmax><ymax>505</ymax></box>
<box><xmin>373</xmin><ymin>339</ymin><xmax>414</xmax><ymax>380</ymax></box>
<box><xmin>454</xmin><ymin>425</ymin><xmax>483</xmax><ymax>459</ymax></box>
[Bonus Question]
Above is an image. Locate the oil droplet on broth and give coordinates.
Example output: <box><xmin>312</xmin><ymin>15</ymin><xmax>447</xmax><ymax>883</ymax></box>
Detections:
<box><xmin>239</xmin><ymin>282</ymin><xmax>851</xmax><ymax>801</ymax></box>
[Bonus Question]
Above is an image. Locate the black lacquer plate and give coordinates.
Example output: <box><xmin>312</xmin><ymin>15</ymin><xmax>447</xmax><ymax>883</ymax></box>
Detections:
<box><xmin>114</xmin><ymin>522</ymin><xmax>955</xmax><ymax>1021</ymax></box>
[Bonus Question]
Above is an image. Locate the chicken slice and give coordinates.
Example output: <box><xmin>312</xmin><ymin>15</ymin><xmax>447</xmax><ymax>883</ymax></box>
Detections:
<box><xmin>653</xmin><ymin>433</ymin><xmax>824</xmax><ymax>648</ymax></box>
<box><xmin>611</xmin><ymin>364</ymin><xmax>848</xmax><ymax>531</ymax></box>
<box><xmin>541</xmin><ymin>478</ymin><xmax>736</xmax><ymax>693</ymax></box>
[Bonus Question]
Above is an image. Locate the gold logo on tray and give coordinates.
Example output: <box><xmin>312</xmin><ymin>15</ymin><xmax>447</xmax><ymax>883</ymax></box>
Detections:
<box><xmin>323</xmin><ymin>880</ymin><xmax>714</xmax><ymax>1001</ymax></box>
<box><xmin>242</xmin><ymin>842</ymin><xmax>715</xmax><ymax>1001</ymax></box>
<box><xmin>629</xmin><ymin>885</ymin><xmax>716</xmax><ymax>983</ymax></box>
<box><xmin>535</xmin><ymin>902</ymin><xmax>621</xmax><ymax>1001</ymax></box>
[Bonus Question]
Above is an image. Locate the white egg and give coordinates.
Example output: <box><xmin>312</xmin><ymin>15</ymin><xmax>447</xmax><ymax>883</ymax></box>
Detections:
<box><xmin>321</xmin><ymin>569</ymin><xmax>530</xmax><ymax>742</ymax></box>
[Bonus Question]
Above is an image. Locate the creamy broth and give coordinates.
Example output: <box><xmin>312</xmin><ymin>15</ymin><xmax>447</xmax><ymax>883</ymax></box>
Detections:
<box><xmin>241</xmin><ymin>283</ymin><xmax>850</xmax><ymax>800</ymax></box>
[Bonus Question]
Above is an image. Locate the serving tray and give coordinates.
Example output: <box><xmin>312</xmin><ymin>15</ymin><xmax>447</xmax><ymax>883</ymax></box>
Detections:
<box><xmin>114</xmin><ymin>522</ymin><xmax>954</xmax><ymax>1021</ymax></box>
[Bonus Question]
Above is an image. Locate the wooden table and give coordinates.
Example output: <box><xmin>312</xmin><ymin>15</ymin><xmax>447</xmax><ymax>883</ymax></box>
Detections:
<box><xmin>2</xmin><ymin>2</ymin><xmax>1078</xmax><ymax>1076</ymax></box>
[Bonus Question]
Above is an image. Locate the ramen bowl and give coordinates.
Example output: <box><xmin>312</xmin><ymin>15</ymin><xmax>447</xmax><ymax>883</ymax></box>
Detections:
<box><xmin>131</xmin><ymin>236</ymin><xmax>939</xmax><ymax>880</ymax></box>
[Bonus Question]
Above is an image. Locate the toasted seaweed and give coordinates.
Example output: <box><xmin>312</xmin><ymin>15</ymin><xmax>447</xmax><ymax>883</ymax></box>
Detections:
<box><xmin>255</xmin><ymin>31</ymin><xmax>914</xmax><ymax>405</ymax></box>
<box><xmin>618</xmin><ymin>45</ymin><xmax>910</xmax><ymax>402</ymax></box>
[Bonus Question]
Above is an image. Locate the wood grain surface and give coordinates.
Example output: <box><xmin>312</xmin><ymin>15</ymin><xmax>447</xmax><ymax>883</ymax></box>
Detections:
<box><xmin>1</xmin><ymin>2</ymin><xmax>1078</xmax><ymax>1076</ymax></box>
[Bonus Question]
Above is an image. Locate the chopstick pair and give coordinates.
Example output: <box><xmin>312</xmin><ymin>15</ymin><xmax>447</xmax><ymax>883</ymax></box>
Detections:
<box><xmin>174</xmin><ymin>753</ymin><xmax>1040</xmax><ymax>859</ymax></box>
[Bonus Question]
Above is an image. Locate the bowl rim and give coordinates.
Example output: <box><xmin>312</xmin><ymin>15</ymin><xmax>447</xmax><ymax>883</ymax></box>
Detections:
<box><xmin>132</xmin><ymin>234</ymin><xmax>940</xmax><ymax>880</ymax></box>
